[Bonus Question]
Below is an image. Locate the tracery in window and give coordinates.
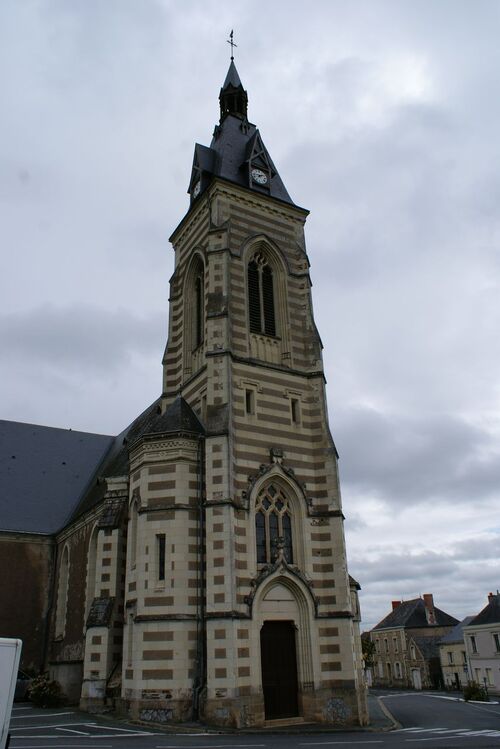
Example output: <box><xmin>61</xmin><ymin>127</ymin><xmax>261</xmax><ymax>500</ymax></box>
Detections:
<box><xmin>248</xmin><ymin>252</ymin><xmax>276</xmax><ymax>336</ymax></box>
<box><xmin>255</xmin><ymin>483</ymin><xmax>293</xmax><ymax>564</ymax></box>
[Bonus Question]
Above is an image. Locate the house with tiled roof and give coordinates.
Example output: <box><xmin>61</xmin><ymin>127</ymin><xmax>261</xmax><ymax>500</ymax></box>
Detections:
<box><xmin>464</xmin><ymin>593</ymin><xmax>500</xmax><ymax>695</ymax></box>
<box><xmin>370</xmin><ymin>594</ymin><xmax>458</xmax><ymax>689</ymax></box>
<box><xmin>439</xmin><ymin>617</ymin><xmax>474</xmax><ymax>690</ymax></box>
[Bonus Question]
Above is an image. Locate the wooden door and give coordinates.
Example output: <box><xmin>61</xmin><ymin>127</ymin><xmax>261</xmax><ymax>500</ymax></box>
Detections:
<box><xmin>260</xmin><ymin>620</ymin><xmax>299</xmax><ymax>719</ymax></box>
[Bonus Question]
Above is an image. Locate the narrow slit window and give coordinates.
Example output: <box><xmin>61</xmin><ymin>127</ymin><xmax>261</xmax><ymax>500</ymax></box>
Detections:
<box><xmin>245</xmin><ymin>389</ymin><xmax>255</xmax><ymax>415</ymax></box>
<box><xmin>157</xmin><ymin>534</ymin><xmax>166</xmax><ymax>582</ymax></box>
<box><xmin>290</xmin><ymin>398</ymin><xmax>299</xmax><ymax>424</ymax></box>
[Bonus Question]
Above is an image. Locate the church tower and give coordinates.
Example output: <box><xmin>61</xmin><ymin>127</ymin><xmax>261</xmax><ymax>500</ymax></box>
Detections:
<box><xmin>122</xmin><ymin>60</ymin><xmax>367</xmax><ymax>727</ymax></box>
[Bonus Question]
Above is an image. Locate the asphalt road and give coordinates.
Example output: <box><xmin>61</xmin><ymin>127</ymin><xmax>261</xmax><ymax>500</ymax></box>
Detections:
<box><xmin>7</xmin><ymin>692</ymin><xmax>500</xmax><ymax>749</ymax></box>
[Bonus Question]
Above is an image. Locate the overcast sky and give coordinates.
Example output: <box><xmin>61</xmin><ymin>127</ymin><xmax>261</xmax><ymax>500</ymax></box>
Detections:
<box><xmin>1</xmin><ymin>0</ymin><xmax>499</xmax><ymax>631</ymax></box>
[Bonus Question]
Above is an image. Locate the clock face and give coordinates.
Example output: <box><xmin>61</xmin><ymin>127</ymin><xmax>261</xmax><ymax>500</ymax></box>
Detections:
<box><xmin>251</xmin><ymin>168</ymin><xmax>268</xmax><ymax>185</ymax></box>
<box><xmin>193</xmin><ymin>180</ymin><xmax>201</xmax><ymax>198</ymax></box>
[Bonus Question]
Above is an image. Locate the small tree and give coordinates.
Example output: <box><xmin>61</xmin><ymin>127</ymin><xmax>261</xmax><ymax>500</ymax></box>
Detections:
<box><xmin>28</xmin><ymin>674</ymin><xmax>63</xmax><ymax>708</ymax></box>
<box><xmin>362</xmin><ymin>637</ymin><xmax>376</xmax><ymax>668</ymax></box>
<box><xmin>463</xmin><ymin>681</ymin><xmax>488</xmax><ymax>702</ymax></box>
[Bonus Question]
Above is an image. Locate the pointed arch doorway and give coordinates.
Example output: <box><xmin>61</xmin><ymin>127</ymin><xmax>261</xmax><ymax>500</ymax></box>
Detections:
<box><xmin>260</xmin><ymin>620</ymin><xmax>299</xmax><ymax>720</ymax></box>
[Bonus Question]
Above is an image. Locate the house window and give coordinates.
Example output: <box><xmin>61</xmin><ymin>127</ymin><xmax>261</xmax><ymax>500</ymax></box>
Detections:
<box><xmin>395</xmin><ymin>661</ymin><xmax>402</xmax><ymax>679</ymax></box>
<box><xmin>486</xmin><ymin>668</ymin><xmax>493</xmax><ymax>685</ymax></box>
<box><xmin>384</xmin><ymin>638</ymin><xmax>389</xmax><ymax>653</ymax></box>
<box><xmin>462</xmin><ymin>650</ymin><xmax>467</xmax><ymax>664</ymax></box>
<box><xmin>448</xmin><ymin>651</ymin><xmax>454</xmax><ymax>665</ymax></box>
<box><xmin>493</xmin><ymin>633</ymin><xmax>500</xmax><ymax>652</ymax></box>
<box><xmin>470</xmin><ymin>635</ymin><xmax>477</xmax><ymax>654</ymax></box>
<box><xmin>248</xmin><ymin>253</ymin><xmax>276</xmax><ymax>336</ymax></box>
<box><xmin>387</xmin><ymin>662</ymin><xmax>392</xmax><ymax>679</ymax></box>
<box><xmin>157</xmin><ymin>534</ymin><xmax>166</xmax><ymax>582</ymax></box>
<box><xmin>393</xmin><ymin>637</ymin><xmax>398</xmax><ymax>653</ymax></box>
<box><xmin>475</xmin><ymin>668</ymin><xmax>481</xmax><ymax>683</ymax></box>
<box><xmin>290</xmin><ymin>398</ymin><xmax>300</xmax><ymax>424</ymax></box>
<box><xmin>255</xmin><ymin>483</ymin><xmax>293</xmax><ymax>564</ymax></box>
<box><xmin>410</xmin><ymin>645</ymin><xmax>416</xmax><ymax>660</ymax></box>
<box><xmin>378</xmin><ymin>660</ymin><xmax>384</xmax><ymax>678</ymax></box>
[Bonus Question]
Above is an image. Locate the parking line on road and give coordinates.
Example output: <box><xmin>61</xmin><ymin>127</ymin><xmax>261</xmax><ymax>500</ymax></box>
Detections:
<box><xmin>91</xmin><ymin>724</ymin><xmax>153</xmax><ymax>734</ymax></box>
<box><xmin>156</xmin><ymin>744</ymin><xmax>266</xmax><ymax>749</ymax></box>
<box><xmin>56</xmin><ymin>728</ymin><xmax>91</xmax><ymax>735</ymax></box>
<box><xmin>10</xmin><ymin>723</ymin><xmax>97</xmax><ymax>732</ymax></box>
<box><xmin>10</xmin><ymin>745</ymin><xmax>110</xmax><ymax>748</ymax></box>
<box><xmin>156</xmin><ymin>745</ymin><xmax>266</xmax><ymax>749</ymax></box>
<box><xmin>10</xmin><ymin>712</ymin><xmax>76</xmax><ymax>720</ymax></box>
<box><xmin>299</xmin><ymin>742</ymin><xmax>383</xmax><ymax>746</ymax></box>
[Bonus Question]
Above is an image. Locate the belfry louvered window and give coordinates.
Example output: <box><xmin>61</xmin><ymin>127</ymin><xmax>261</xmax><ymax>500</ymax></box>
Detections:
<box><xmin>194</xmin><ymin>269</ymin><xmax>204</xmax><ymax>349</ymax></box>
<box><xmin>248</xmin><ymin>253</ymin><xmax>276</xmax><ymax>336</ymax></box>
<box><xmin>255</xmin><ymin>483</ymin><xmax>293</xmax><ymax>564</ymax></box>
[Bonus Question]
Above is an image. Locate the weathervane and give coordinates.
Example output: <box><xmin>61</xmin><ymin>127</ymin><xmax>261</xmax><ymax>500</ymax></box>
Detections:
<box><xmin>227</xmin><ymin>29</ymin><xmax>237</xmax><ymax>61</ymax></box>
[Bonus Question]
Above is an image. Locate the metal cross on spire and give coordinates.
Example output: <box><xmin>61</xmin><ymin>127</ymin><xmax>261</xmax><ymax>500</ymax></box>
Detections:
<box><xmin>227</xmin><ymin>29</ymin><xmax>237</xmax><ymax>60</ymax></box>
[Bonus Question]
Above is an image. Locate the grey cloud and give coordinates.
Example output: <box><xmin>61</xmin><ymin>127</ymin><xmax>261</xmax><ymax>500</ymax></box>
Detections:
<box><xmin>336</xmin><ymin>405</ymin><xmax>500</xmax><ymax>505</ymax></box>
<box><xmin>0</xmin><ymin>304</ymin><xmax>165</xmax><ymax>374</ymax></box>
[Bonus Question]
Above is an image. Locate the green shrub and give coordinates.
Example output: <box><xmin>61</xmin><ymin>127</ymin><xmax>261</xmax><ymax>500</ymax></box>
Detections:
<box><xmin>463</xmin><ymin>681</ymin><xmax>488</xmax><ymax>702</ymax></box>
<box><xmin>27</xmin><ymin>674</ymin><xmax>63</xmax><ymax>708</ymax></box>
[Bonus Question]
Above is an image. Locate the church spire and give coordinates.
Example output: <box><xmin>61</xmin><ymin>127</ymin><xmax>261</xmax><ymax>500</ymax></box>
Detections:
<box><xmin>219</xmin><ymin>59</ymin><xmax>248</xmax><ymax>122</ymax></box>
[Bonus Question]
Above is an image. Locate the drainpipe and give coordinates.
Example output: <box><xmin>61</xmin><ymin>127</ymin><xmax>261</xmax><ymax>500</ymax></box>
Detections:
<box><xmin>193</xmin><ymin>437</ymin><xmax>206</xmax><ymax>720</ymax></box>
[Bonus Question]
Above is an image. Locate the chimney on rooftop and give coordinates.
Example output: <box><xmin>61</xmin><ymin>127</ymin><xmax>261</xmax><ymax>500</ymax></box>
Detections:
<box><xmin>488</xmin><ymin>592</ymin><xmax>494</xmax><ymax>603</ymax></box>
<box><xmin>392</xmin><ymin>600</ymin><xmax>402</xmax><ymax>611</ymax></box>
<box><xmin>423</xmin><ymin>593</ymin><xmax>436</xmax><ymax>625</ymax></box>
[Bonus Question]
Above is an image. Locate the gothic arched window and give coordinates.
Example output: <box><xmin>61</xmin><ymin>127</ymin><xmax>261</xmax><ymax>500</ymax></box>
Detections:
<box><xmin>84</xmin><ymin>525</ymin><xmax>99</xmax><ymax>626</ymax></box>
<box><xmin>248</xmin><ymin>253</ymin><xmax>276</xmax><ymax>336</ymax></box>
<box><xmin>255</xmin><ymin>483</ymin><xmax>293</xmax><ymax>564</ymax></box>
<box><xmin>194</xmin><ymin>266</ymin><xmax>204</xmax><ymax>349</ymax></box>
<box><xmin>55</xmin><ymin>544</ymin><xmax>69</xmax><ymax>638</ymax></box>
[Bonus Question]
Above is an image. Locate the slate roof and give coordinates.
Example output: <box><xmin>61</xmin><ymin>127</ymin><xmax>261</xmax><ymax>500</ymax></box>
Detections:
<box><xmin>68</xmin><ymin>396</ymin><xmax>204</xmax><ymax>523</ymax></box>
<box><xmin>1</xmin><ymin>397</ymin><xmax>205</xmax><ymax>535</ymax></box>
<box><xmin>372</xmin><ymin>598</ymin><xmax>459</xmax><ymax>631</ymax></box>
<box><xmin>468</xmin><ymin>594</ymin><xmax>500</xmax><ymax>626</ymax></box>
<box><xmin>187</xmin><ymin>62</ymin><xmax>295</xmax><ymax>207</ymax></box>
<box><xmin>411</xmin><ymin>635</ymin><xmax>442</xmax><ymax>660</ymax></box>
<box><xmin>222</xmin><ymin>60</ymin><xmax>242</xmax><ymax>88</ymax></box>
<box><xmin>439</xmin><ymin>616</ymin><xmax>475</xmax><ymax>645</ymax></box>
<box><xmin>0</xmin><ymin>420</ymin><xmax>114</xmax><ymax>534</ymax></box>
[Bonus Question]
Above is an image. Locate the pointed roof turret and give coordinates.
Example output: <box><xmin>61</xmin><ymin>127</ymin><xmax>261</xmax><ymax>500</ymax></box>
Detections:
<box><xmin>186</xmin><ymin>58</ymin><xmax>297</xmax><ymax>208</ymax></box>
<box><xmin>219</xmin><ymin>60</ymin><xmax>248</xmax><ymax>122</ymax></box>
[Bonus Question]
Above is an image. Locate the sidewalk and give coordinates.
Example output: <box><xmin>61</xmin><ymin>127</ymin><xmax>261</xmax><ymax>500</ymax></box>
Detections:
<box><xmin>367</xmin><ymin>690</ymin><xmax>398</xmax><ymax>731</ymax></box>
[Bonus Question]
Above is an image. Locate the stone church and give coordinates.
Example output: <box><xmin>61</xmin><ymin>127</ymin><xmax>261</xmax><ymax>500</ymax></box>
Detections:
<box><xmin>0</xmin><ymin>60</ymin><xmax>367</xmax><ymax>727</ymax></box>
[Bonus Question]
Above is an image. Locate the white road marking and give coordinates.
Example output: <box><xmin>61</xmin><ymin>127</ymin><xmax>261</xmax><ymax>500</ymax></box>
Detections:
<box><xmin>11</xmin><ymin>706</ymin><xmax>34</xmax><ymax>711</ymax></box>
<box><xmin>299</xmin><ymin>742</ymin><xmax>383</xmax><ymax>746</ymax></box>
<box><xmin>10</xmin><ymin>723</ymin><xmax>97</xmax><ymax>732</ymax></box>
<box><xmin>12</xmin><ymin>734</ymin><xmax>153</xmax><ymax>739</ymax></box>
<box><xmin>10</xmin><ymin>712</ymin><xmax>76</xmax><ymax>720</ymax></box>
<box><xmin>92</xmin><ymin>724</ymin><xmax>153</xmax><ymax>734</ymax></box>
<box><xmin>8</xmin><ymin>745</ymin><xmax>110</xmax><ymax>748</ymax></box>
<box><xmin>56</xmin><ymin>727</ymin><xmax>91</xmax><ymax>735</ymax></box>
<box><xmin>156</xmin><ymin>745</ymin><xmax>266</xmax><ymax>749</ymax></box>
